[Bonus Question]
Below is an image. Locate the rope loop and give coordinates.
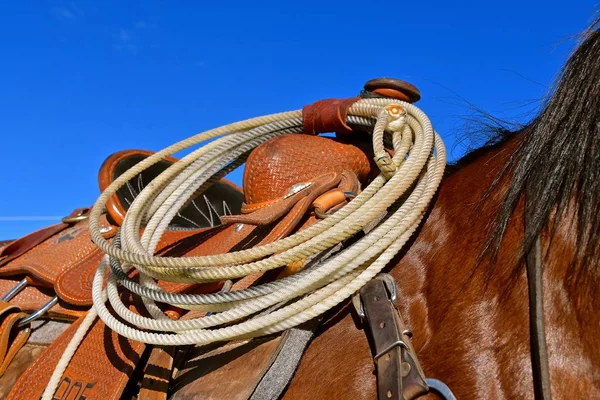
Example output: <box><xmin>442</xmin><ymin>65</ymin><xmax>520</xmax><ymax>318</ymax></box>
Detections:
<box><xmin>79</xmin><ymin>98</ymin><xmax>447</xmax><ymax>345</ymax></box>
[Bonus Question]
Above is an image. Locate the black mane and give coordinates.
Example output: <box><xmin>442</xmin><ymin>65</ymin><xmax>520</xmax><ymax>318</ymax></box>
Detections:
<box><xmin>462</xmin><ymin>17</ymin><xmax>600</xmax><ymax>276</ymax></box>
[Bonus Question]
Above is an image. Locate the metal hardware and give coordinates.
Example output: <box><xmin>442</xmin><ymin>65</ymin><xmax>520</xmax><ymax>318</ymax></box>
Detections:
<box><xmin>352</xmin><ymin>293</ymin><xmax>365</xmax><ymax>320</ymax></box>
<box><xmin>352</xmin><ymin>273</ymin><xmax>398</xmax><ymax>321</ymax></box>
<box><xmin>61</xmin><ymin>208</ymin><xmax>90</xmax><ymax>224</ymax></box>
<box><xmin>284</xmin><ymin>182</ymin><xmax>313</xmax><ymax>199</ymax></box>
<box><xmin>17</xmin><ymin>296</ymin><xmax>59</xmax><ymax>327</ymax></box>
<box><xmin>425</xmin><ymin>378</ymin><xmax>457</xmax><ymax>400</ymax></box>
<box><xmin>373</xmin><ymin>339</ymin><xmax>409</xmax><ymax>360</ymax></box>
<box><xmin>378</xmin><ymin>273</ymin><xmax>398</xmax><ymax>303</ymax></box>
<box><xmin>1</xmin><ymin>278</ymin><xmax>28</xmax><ymax>302</ymax></box>
<box><xmin>1</xmin><ymin>279</ymin><xmax>59</xmax><ymax>327</ymax></box>
<box><xmin>314</xmin><ymin>208</ymin><xmax>329</xmax><ymax>219</ymax></box>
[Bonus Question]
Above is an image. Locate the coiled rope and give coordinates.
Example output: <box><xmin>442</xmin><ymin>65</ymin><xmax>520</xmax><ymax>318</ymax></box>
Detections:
<box><xmin>43</xmin><ymin>97</ymin><xmax>446</xmax><ymax>399</ymax></box>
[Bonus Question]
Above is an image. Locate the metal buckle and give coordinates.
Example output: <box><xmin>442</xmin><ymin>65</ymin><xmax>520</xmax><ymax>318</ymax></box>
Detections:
<box><xmin>1</xmin><ymin>279</ymin><xmax>59</xmax><ymax>327</ymax></box>
<box><xmin>61</xmin><ymin>208</ymin><xmax>90</xmax><ymax>224</ymax></box>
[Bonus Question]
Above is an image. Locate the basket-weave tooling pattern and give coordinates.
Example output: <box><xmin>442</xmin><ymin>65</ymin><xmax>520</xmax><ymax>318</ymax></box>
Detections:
<box><xmin>243</xmin><ymin>134</ymin><xmax>372</xmax><ymax>205</ymax></box>
<box><xmin>0</xmin><ymin>216</ymin><xmax>112</xmax><ymax>301</ymax></box>
<box><xmin>7</xmin><ymin>298</ymin><xmax>146</xmax><ymax>400</ymax></box>
<box><xmin>0</xmin><ymin>280</ymin><xmax>84</xmax><ymax>320</ymax></box>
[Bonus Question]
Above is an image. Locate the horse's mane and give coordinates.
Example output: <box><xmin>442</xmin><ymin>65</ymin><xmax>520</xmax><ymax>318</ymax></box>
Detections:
<box><xmin>460</xmin><ymin>17</ymin><xmax>600</xmax><ymax>279</ymax></box>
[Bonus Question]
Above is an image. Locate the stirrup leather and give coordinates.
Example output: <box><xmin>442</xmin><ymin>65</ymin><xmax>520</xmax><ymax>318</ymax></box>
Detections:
<box><xmin>354</xmin><ymin>274</ymin><xmax>456</xmax><ymax>400</ymax></box>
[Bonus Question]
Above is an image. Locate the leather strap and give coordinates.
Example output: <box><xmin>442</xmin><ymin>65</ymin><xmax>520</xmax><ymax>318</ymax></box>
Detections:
<box><xmin>0</xmin><ymin>207</ymin><xmax>92</xmax><ymax>269</ymax></box>
<box><xmin>358</xmin><ymin>275</ymin><xmax>428</xmax><ymax>400</ymax></box>
<box><xmin>138</xmin><ymin>346</ymin><xmax>176</xmax><ymax>400</ymax></box>
<box><xmin>0</xmin><ymin>301</ymin><xmax>30</xmax><ymax>377</ymax></box>
<box><xmin>0</xmin><ymin>224</ymin><xmax>67</xmax><ymax>268</ymax></box>
<box><xmin>526</xmin><ymin>235</ymin><xmax>552</xmax><ymax>400</ymax></box>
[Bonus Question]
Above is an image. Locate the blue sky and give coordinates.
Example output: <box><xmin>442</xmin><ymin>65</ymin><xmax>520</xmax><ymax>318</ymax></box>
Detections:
<box><xmin>0</xmin><ymin>1</ymin><xmax>597</xmax><ymax>238</ymax></box>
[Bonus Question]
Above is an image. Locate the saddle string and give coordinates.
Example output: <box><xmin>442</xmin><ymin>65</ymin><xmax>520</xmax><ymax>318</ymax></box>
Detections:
<box><xmin>43</xmin><ymin>98</ymin><xmax>446</xmax><ymax>398</ymax></box>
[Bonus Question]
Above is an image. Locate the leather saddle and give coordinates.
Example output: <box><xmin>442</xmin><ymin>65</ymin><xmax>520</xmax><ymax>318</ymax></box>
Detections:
<box><xmin>0</xmin><ymin>133</ymin><xmax>377</xmax><ymax>399</ymax></box>
<box><xmin>0</xmin><ymin>80</ymin><xmax>431</xmax><ymax>400</ymax></box>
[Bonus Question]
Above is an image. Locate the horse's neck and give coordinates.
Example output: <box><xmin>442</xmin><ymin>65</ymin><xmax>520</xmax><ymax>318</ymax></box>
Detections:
<box><xmin>389</xmin><ymin>133</ymin><xmax>600</xmax><ymax>397</ymax></box>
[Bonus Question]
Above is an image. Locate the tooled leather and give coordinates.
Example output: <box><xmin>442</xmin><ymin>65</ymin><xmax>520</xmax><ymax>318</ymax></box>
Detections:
<box><xmin>243</xmin><ymin>135</ymin><xmax>372</xmax><ymax>206</ymax></box>
<box><xmin>225</xmin><ymin>192</ymin><xmax>310</xmax><ymax>226</ymax></box>
<box><xmin>58</xmin><ymin>227</ymin><xmax>230</xmax><ymax>308</ymax></box>
<box><xmin>222</xmin><ymin>172</ymin><xmax>341</xmax><ymax>227</ymax></box>
<box><xmin>8</xmin><ymin>221</ymin><xmax>265</xmax><ymax>400</ymax></box>
<box><xmin>0</xmin><ymin>208</ymin><xmax>91</xmax><ymax>270</ymax></box>
<box><xmin>8</xmin><ymin>295</ymin><xmax>147</xmax><ymax>400</ymax></box>
<box><xmin>256</xmin><ymin>174</ymin><xmax>339</xmax><ymax>246</ymax></box>
<box><xmin>52</xmin><ymin>216</ymin><xmax>114</xmax><ymax>306</ymax></box>
<box><xmin>0</xmin><ymin>279</ymin><xmax>85</xmax><ymax>321</ymax></box>
<box><xmin>0</xmin><ymin>223</ymin><xmax>67</xmax><ymax>269</ymax></box>
<box><xmin>6</xmin><ymin>134</ymin><xmax>378</xmax><ymax>398</ymax></box>
<box><xmin>168</xmin><ymin>136</ymin><xmax>379</xmax><ymax>397</ymax></box>
<box><xmin>6</xmin><ymin>225</ymin><xmax>249</xmax><ymax>399</ymax></box>
<box><xmin>0</xmin><ymin>215</ymin><xmax>111</xmax><ymax>290</ymax></box>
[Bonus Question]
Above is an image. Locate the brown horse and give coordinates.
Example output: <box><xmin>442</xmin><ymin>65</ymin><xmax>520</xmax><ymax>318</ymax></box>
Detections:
<box><xmin>280</xmin><ymin>18</ymin><xmax>600</xmax><ymax>399</ymax></box>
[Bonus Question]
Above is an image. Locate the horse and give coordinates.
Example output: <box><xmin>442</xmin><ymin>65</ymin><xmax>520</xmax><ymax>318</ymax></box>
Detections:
<box><xmin>0</xmin><ymin>17</ymin><xmax>598</xmax><ymax>400</ymax></box>
<box><xmin>282</xmin><ymin>17</ymin><xmax>600</xmax><ymax>399</ymax></box>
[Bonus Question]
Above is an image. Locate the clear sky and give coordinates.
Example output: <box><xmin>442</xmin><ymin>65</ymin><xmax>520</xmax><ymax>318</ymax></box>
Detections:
<box><xmin>0</xmin><ymin>1</ymin><xmax>597</xmax><ymax>239</ymax></box>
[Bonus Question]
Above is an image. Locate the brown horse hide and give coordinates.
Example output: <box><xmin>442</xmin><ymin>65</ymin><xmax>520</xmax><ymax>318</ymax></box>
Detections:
<box><xmin>284</xmin><ymin>134</ymin><xmax>599</xmax><ymax>399</ymax></box>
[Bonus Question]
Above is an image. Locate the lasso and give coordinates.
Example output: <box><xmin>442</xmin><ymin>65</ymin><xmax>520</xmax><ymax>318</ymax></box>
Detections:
<box><xmin>43</xmin><ymin>97</ymin><xmax>446</xmax><ymax>399</ymax></box>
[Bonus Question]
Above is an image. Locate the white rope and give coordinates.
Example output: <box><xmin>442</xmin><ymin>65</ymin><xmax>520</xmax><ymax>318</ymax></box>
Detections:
<box><xmin>45</xmin><ymin>97</ymin><xmax>446</xmax><ymax>396</ymax></box>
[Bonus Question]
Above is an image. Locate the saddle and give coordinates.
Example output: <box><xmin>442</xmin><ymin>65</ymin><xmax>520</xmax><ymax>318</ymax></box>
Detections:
<box><xmin>0</xmin><ymin>78</ymin><xmax>443</xmax><ymax>400</ymax></box>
